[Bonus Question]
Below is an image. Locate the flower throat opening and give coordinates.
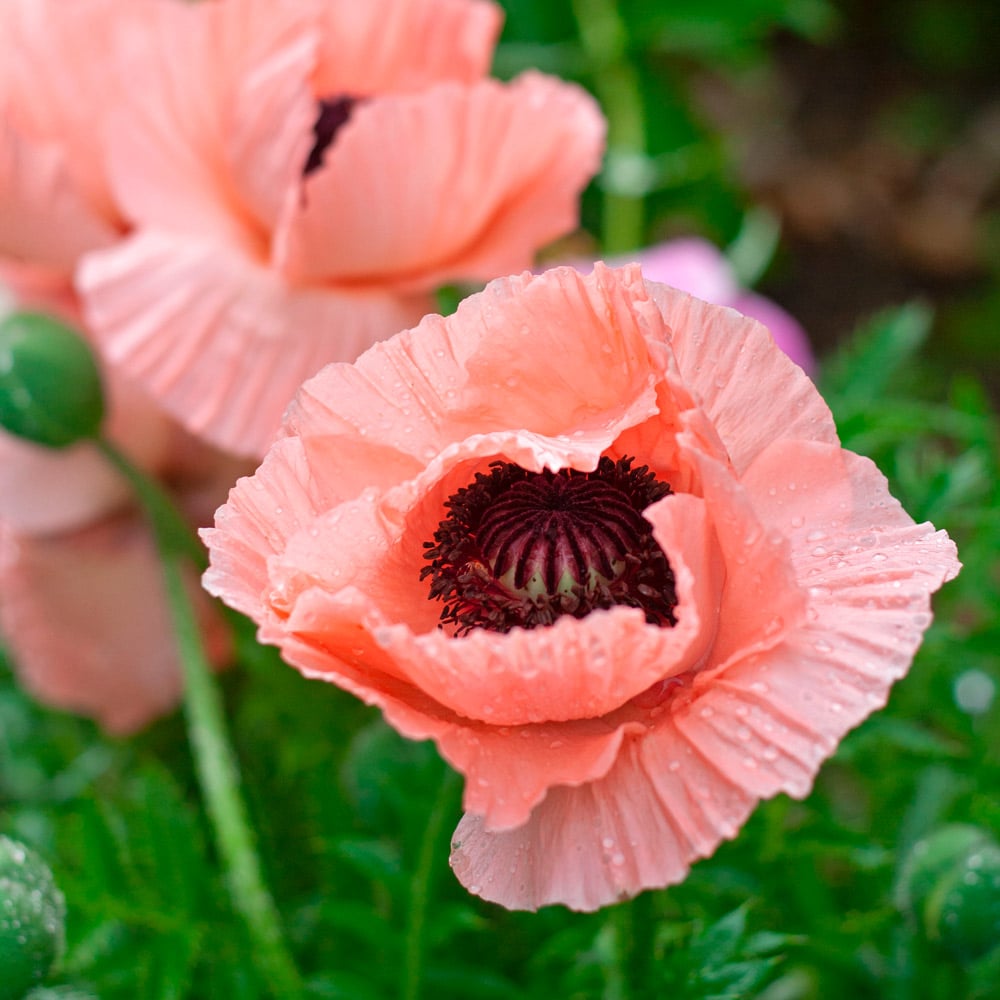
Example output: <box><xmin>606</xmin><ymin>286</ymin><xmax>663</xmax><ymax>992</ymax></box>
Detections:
<box><xmin>304</xmin><ymin>96</ymin><xmax>357</xmax><ymax>175</ymax></box>
<box><xmin>421</xmin><ymin>456</ymin><xmax>679</xmax><ymax>635</ymax></box>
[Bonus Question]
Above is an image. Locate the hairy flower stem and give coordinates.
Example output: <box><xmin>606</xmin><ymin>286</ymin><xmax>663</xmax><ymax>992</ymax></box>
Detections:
<box><xmin>570</xmin><ymin>0</ymin><xmax>646</xmax><ymax>254</ymax></box>
<box><xmin>401</xmin><ymin>767</ymin><xmax>461</xmax><ymax>1000</ymax></box>
<box><xmin>97</xmin><ymin>438</ymin><xmax>304</xmax><ymax>999</ymax></box>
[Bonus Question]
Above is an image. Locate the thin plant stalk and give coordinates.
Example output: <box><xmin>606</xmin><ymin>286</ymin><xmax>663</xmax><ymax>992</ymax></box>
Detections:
<box><xmin>97</xmin><ymin>438</ymin><xmax>304</xmax><ymax>999</ymax></box>
<box><xmin>571</xmin><ymin>0</ymin><xmax>646</xmax><ymax>254</ymax></box>
<box><xmin>401</xmin><ymin>768</ymin><xmax>461</xmax><ymax>1000</ymax></box>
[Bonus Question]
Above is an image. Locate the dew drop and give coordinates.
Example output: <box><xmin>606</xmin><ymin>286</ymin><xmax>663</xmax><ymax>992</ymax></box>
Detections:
<box><xmin>954</xmin><ymin>669</ymin><xmax>996</xmax><ymax>716</ymax></box>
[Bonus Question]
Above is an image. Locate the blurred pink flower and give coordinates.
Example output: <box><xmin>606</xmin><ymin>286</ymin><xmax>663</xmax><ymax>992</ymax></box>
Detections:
<box><xmin>0</xmin><ymin>405</ymin><xmax>244</xmax><ymax>732</ymax></box>
<box><xmin>0</xmin><ymin>0</ymin><xmax>125</xmax><ymax>299</ymax></box>
<box><xmin>0</xmin><ymin>305</ymin><xmax>244</xmax><ymax>733</ymax></box>
<box><xmin>569</xmin><ymin>237</ymin><xmax>815</xmax><ymax>373</ymax></box>
<box><xmin>203</xmin><ymin>264</ymin><xmax>959</xmax><ymax>910</ymax></box>
<box><xmin>62</xmin><ymin>0</ymin><xmax>606</xmax><ymax>456</ymax></box>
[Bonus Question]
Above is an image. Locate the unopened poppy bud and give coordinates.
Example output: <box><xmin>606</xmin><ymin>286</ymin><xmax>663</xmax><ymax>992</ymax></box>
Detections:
<box><xmin>0</xmin><ymin>312</ymin><xmax>105</xmax><ymax>448</ymax></box>
<box><xmin>897</xmin><ymin>824</ymin><xmax>1000</xmax><ymax>963</ymax></box>
<box><xmin>0</xmin><ymin>836</ymin><xmax>66</xmax><ymax>1000</ymax></box>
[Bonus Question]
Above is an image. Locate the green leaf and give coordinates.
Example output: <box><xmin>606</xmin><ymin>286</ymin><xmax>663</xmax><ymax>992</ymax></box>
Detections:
<box><xmin>819</xmin><ymin>303</ymin><xmax>933</xmax><ymax>411</ymax></box>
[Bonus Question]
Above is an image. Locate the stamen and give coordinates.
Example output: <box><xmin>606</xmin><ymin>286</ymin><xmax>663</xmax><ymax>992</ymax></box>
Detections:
<box><xmin>422</xmin><ymin>457</ymin><xmax>678</xmax><ymax>635</ymax></box>
<box><xmin>304</xmin><ymin>96</ymin><xmax>357</xmax><ymax>175</ymax></box>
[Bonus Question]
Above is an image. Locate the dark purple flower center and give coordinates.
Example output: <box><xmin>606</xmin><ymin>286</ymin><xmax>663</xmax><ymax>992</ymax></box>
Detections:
<box><xmin>421</xmin><ymin>457</ymin><xmax>678</xmax><ymax>635</ymax></box>
<box><xmin>304</xmin><ymin>96</ymin><xmax>357</xmax><ymax>175</ymax></box>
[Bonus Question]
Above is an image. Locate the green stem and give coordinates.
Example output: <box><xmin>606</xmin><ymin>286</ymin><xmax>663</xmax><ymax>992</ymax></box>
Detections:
<box><xmin>571</xmin><ymin>0</ymin><xmax>647</xmax><ymax>254</ymax></box>
<box><xmin>95</xmin><ymin>439</ymin><xmax>205</xmax><ymax>568</ymax></box>
<box><xmin>401</xmin><ymin>768</ymin><xmax>461</xmax><ymax>1000</ymax></box>
<box><xmin>605</xmin><ymin>901</ymin><xmax>632</xmax><ymax>1000</ymax></box>
<box><xmin>98</xmin><ymin>438</ymin><xmax>304</xmax><ymax>998</ymax></box>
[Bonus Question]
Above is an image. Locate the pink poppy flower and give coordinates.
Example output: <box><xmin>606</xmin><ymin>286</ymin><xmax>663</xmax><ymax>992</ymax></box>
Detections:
<box><xmin>0</xmin><ymin>358</ymin><xmax>243</xmax><ymax>734</ymax></box>
<box><xmin>202</xmin><ymin>264</ymin><xmax>959</xmax><ymax>910</ymax></box>
<box><xmin>566</xmin><ymin>237</ymin><xmax>815</xmax><ymax>374</ymax></box>
<box><xmin>0</xmin><ymin>0</ymin><xmax>125</xmax><ymax>299</ymax></box>
<box><xmin>74</xmin><ymin>0</ymin><xmax>605</xmax><ymax>457</ymax></box>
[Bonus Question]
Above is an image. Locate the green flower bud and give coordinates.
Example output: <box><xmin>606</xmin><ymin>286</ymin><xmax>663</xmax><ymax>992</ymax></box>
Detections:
<box><xmin>0</xmin><ymin>312</ymin><xmax>105</xmax><ymax>448</ymax></box>
<box><xmin>0</xmin><ymin>836</ymin><xmax>66</xmax><ymax>1000</ymax></box>
<box><xmin>897</xmin><ymin>824</ymin><xmax>1000</xmax><ymax>963</ymax></box>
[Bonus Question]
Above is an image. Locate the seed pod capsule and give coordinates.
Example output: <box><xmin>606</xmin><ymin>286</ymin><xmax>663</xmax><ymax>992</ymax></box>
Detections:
<box><xmin>897</xmin><ymin>824</ymin><xmax>1000</xmax><ymax>963</ymax></box>
<box><xmin>0</xmin><ymin>836</ymin><xmax>66</xmax><ymax>1000</ymax></box>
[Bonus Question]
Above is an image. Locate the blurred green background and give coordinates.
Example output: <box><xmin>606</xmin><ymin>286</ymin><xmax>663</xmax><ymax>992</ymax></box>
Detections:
<box><xmin>2</xmin><ymin>1</ymin><xmax>998</xmax><ymax>998</ymax></box>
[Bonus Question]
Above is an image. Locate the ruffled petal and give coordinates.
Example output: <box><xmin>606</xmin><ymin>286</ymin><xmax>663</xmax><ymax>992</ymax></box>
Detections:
<box><xmin>675</xmin><ymin>439</ymin><xmax>960</xmax><ymax>805</ymax></box>
<box><xmin>450</xmin><ymin>716</ymin><xmax>758</xmax><ymax>911</ymax></box>
<box><xmin>563</xmin><ymin>241</ymin><xmax>815</xmax><ymax>374</ymax></box>
<box><xmin>678</xmin><ymin>441</ymin><xmax>808</xmax><ymax>672</ymax></box>
<box><xmin>283</xmin><ymin>265</ymin><xmax>665</xmax><ymax>475</ymax></box>
<box><xmin>0</xmin><ymin>113</ymin><xmax>116</xmax><ymax>272</ymax></box>
<box><xmin>263</xmin><ymin>594</ymin><xmax>645</xmax><ymax>832</ymax></box>
<box><xmin>649</xmin><ymin>284</ymin><xmax>838</xmax><ymax>474</ymax></box>
<box><xmin>0</xmin><ymin>432</ymin><xmax>130</xmax><ymax>535</ymax></box>
<box><xmin>312</xmin><ymin>0</ymin><xmax>501</xmax><ymax>95</ymax></box>
<box><xmin>202</xmin><ymin>437</ymin><xmax>328</xmax><ymax>621</ymax></box>
<box><xmin>0</xmin><ymin>515</ymin><xmax>228</xmax><ymax>735</ymax></box>
<box><xmin>2</xmin><ymin>0</ymin><xmax>123</xmax><ymax>224</ymax></box>
<box><xmin>275</xmin><ymin>74</ymin><xmax>605</xmax><ymax>289</ymax></box>
<box><xmin>102</xmin><ymin>0</ymin><xmax>318</xmax><ymax>240</ymax></box>
<box><xmin>730</xmin><ymin>291</ymin><xmax>815</xmax><ymax>375</ymax></box>
<box><xmin>79</xmin><ymin>231</ymin><xmax>430</xmax><ymax>457</ymax></box>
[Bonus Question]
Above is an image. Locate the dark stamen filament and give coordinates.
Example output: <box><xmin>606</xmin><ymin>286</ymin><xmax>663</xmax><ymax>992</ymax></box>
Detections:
<box><xmin>421</xmin><ymin>456</ymin><xmax>678</xmax><ymax>635</ymax></box>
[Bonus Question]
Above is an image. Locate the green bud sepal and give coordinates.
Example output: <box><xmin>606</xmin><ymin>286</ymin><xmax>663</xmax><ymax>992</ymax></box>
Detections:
<box><xmin>0</xmin><ymin>312</ymin><xmax>105</xmax><ymax>448</ymax></box>
<box><xmin>0</xmin><ymin>836</ymin><xmax>67</xmax><ymax>1000</ymax></box>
